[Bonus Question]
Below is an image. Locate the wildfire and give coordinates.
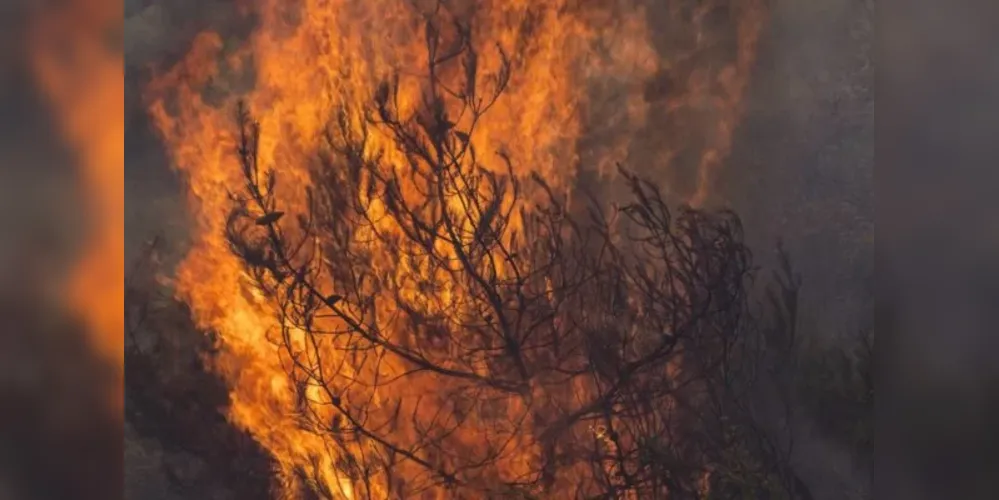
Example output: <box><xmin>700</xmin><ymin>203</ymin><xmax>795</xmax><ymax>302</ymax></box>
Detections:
<box><xmin>145</xmin><ymin>0</ymin><xmax>765</xmax><ymax>497</ymax></box>
<box><xmin>31</xmin><ymin>0</ymin><xmax>124</xmax><ymax>412</ymax></box>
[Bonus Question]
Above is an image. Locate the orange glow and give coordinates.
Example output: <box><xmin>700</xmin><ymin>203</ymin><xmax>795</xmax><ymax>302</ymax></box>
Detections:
<box><xmin>31</xmin><ymin>0</ymin><xmax>124</xmax><ymax>411</ymax></box>
<box><xmin>145</xmin><ymin>0</ymin><xmax>765</xmax><ymax>496</ymax></box>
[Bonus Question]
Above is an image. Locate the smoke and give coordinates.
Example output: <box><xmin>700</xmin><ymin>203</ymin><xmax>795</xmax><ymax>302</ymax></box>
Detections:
<box><xmin>880</xmin><ymin>1</ymin><xmax>999</xmax><ymax>498</ymax></box>
<box><xmin>717</xmin><ymin>0</ymin><xmax>874</xmax><ymax>498</ymax></box>
<box><xmin>721</xmin><ymin>0</ymin><xmax>874</xmax><ymax>344</ymax></box>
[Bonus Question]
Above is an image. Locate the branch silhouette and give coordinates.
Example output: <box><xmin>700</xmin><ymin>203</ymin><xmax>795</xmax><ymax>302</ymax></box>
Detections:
<box><xmin>218</xmin><ymin>7</ymin><xmax>799</xmax><ymax>499</ymax></box>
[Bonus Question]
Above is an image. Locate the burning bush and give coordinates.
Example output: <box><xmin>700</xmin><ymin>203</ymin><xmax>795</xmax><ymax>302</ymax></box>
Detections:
<box><xmin>211</xmin><ymin>15</ymin><xmax>800</xmax><ymax>498</ymax></box>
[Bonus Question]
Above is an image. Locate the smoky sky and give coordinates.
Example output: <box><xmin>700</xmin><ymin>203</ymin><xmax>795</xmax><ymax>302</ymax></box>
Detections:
<box><xmin>720</xmin><ymin>0</ymin><xmax>874</xmax><ymax>345</ymax></box>
<box><xmin>879</xmin><ymin>1</ymin><xmax>999</xmax><ymax>498</ymax></box>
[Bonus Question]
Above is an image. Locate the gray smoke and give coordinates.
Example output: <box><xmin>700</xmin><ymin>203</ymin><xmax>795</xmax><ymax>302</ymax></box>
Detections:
<box><xmin>719</xmin><ymin>0</ymin><xmax>874</xmax><ymax>498</ymax></box>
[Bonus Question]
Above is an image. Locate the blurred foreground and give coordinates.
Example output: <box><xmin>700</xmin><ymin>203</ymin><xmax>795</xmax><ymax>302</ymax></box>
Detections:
<box><xmin>0</xmin><ymin>1</ymin><xmax>122</xmax><ymax>499</ymax></box>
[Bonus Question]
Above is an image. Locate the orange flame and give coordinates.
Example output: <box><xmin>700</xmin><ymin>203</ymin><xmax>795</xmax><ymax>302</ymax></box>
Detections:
<box><xmin>31</xmin><ymin>0</ymin><xmax>124</xmax><ymax>411</ymax></box>
<box><xmin>146</xmin><ymin>0</ymin><xmax>765</xmax><ymax>496</ymax></box>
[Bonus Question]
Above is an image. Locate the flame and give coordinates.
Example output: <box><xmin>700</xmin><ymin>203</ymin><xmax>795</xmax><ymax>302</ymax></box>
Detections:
<box><xmin>30</xmin><ymin>0</ymin><xmax>124</xmax><ymax>411</ymax></box>
<box><xmin>687</xmin><ymin>0</ymin><xmax>766</xmax><ymax>207</ymax></box>
<box><xmin>145</xmin><ymin>0</ymin><xmax>765</xmax><ymax>496</ymax></box>
<box><xmin>636</xmin><ymin>0</ymin><xmax>766</xmax><ymax>207</ymax></box>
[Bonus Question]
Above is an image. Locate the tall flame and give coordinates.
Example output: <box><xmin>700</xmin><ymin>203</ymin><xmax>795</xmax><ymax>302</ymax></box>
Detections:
<box><xmin>146</xmin><ymin>0</ymin><xmax>764</xmax><ymax>496</ymax></box>
<box><xmin>31</xmin><ymin>0</ymin><xmax>124</xmax><ymax>411</ymax></box>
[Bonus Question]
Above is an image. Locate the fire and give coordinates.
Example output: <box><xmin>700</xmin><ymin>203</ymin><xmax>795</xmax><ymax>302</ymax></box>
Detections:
<box><xmin>686</xmin><ymin>0</ymin><xmax>766</xmax><ymax>207</ymax></box>
<box><xmin>145</xmin><ymin>0</ymin><xmax>765</xmax><ymax>497</ymax></box>
<box><xmin>30</xmin><ymin>0</ymin><xmax>124</xmax><ymax>411</ymax></box>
